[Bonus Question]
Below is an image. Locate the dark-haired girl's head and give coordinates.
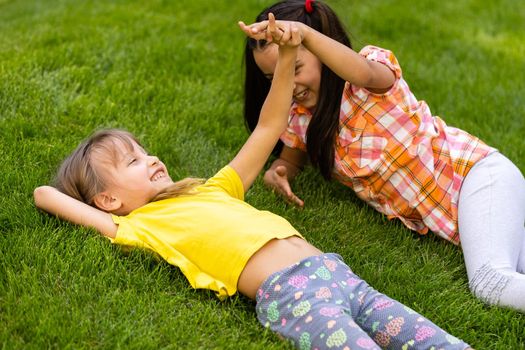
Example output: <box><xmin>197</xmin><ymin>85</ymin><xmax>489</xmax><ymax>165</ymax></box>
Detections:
<box><xmin>243</xmin><ymin>0</ymin><xmax>352</xmax><ymax>179</ymax></box>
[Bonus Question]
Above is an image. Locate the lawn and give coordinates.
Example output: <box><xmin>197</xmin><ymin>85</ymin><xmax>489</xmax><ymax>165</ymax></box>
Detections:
<box><xmin>1</xmin><ymin>0</ymin><xmax>524</xmax><ymax>349</ymax></box>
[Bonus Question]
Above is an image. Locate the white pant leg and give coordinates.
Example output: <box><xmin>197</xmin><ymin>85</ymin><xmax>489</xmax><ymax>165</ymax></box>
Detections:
<box><xmin>519</xmin><ymin>229</ymin><xmax>525</xmax><ymax>274</ymax></box>
<box><xmin>458</xmin><ymin>152</ymin><xmax>525</xmax><ymax>312</ymax></box>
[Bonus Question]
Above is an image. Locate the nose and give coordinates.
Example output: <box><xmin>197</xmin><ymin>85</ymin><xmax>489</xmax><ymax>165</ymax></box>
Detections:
<box><xmin>148</xmin><ymin>155</ymin><xmax>159</xmax><ymax>166</ymax></box>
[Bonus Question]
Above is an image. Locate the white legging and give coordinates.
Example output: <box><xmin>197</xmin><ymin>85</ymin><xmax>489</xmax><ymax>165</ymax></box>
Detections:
<box><xmin>458</xmin><ymin>151</ymin><xmax>525</xmax><ymax>312</ymax></box>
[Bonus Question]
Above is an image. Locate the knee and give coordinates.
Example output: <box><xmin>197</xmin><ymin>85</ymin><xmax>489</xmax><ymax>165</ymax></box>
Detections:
<box><xmin>468</xmin><ymin>263</ymin><xmax>510</xmax><ymax>306</ymax></box>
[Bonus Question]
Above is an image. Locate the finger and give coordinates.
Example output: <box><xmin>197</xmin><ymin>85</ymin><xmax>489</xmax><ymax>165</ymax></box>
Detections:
<box><xmin>273</xmin><ymin>168</ymin><xmax>291</xmax><ymax>196</ymax></box>
<box><xmin>268</xmin><ymin>13</ymin><xmax>276</xmax><ymax>32</ymax></box>
<box><xmin>279</xmin><ymin>24</ymin><xmax>292</xmax><ymax>45</ymax></box>
<box><xmin>238</xmin><ymin>21</ymin><xmax>267</xmax><ymax>40</ymax></box>
<box><xmin>237</xmin><ymin>21</ymin><xmax>248</xmax><ymax>33</ymax></box>
<box><xmin>237</xmin><ymin>21</ymin><xmax>253</xmax><ymax>36</ymax></box>
<box><xmin>265</xmin><ymin>27</ymin><xmax>273</xmax><ymax>43</ymax></box>
<box><xmin>267</xmin><ymin>13</ymin><xmax>281</xmax><ymax>43</ymax></box>
<box><xmin>276</xmin><ymin>178</ymin><xmax>302</xmax><ymax>206</ymax></box>
<box><xmin>288</xmin><ymin>193</ymin><xmax>304</xmax><ymax>207</ymax></box>
<box><xmin>280</xmin><ymin>185</ymin><xmax>304</xmax><ymax>207</ymax></box>
<box><xmin>274</xmin><ymin>182</ymin><xmax>304</xmax><ymax>207</ymax></box>
<box><xmin>290</xmin><ymin>23</ymin><xmax>301</xmax><ymax>45</ymax></box>
<box><xmin>244</xmin><ymin>20</ymin><xmax>269</xmax><ymax>34</ymax></box>
<box><xmin>278</xmin><ymin>179</ymin><xmax>293</xmax><ymax>197</ymax></box>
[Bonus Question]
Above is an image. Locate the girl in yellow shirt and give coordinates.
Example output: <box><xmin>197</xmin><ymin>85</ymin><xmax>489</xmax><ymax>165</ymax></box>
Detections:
<box><xmin>34</xmin><ymin>17</ymin><xmax>471</xmax><ymax>350</ymax></box>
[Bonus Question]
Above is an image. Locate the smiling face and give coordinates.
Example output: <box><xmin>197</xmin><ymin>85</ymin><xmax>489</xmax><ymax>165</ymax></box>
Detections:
<box><xmin>92</xmin><ymin>137</ymin><xmax>174</xmax><ymax>215</ymax></box>
<box><xmin>253</xmin><ymin>43</ymin><xmax>322</xmax><ymax>110</ymax></box>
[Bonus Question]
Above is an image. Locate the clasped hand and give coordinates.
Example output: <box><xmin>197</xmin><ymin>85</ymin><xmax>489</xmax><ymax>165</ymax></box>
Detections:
<box><xmin>238</xmin><ymin>13</ymin><xmax>303</xmax><ymax>48</ymax></box>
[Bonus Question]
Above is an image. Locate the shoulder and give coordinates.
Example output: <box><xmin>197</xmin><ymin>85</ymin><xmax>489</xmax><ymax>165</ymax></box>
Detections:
<box><xmin>199</xmin><ymin>166</ymin><xmax>245</xmax><ymax>200</ymax></box>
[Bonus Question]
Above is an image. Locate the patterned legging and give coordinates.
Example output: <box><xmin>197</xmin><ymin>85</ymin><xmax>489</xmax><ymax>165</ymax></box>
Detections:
<box><xmin>256</xmin><ymin>253</ymin><xmax>470</xmax><ymax>350</ymax></box>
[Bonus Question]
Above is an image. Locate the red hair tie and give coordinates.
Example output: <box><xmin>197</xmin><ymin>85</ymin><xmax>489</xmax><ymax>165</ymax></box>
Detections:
<box><xmin>305</xmin><ymin>0</ymin><xmax>314</xmax><ymax>13</ymax></box>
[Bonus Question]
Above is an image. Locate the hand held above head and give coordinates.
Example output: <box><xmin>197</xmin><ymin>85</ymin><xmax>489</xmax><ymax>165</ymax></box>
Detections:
<box><xmin>238</xmin><ymin>13</ymin><xmax>305</xmax><ymax>47</ymax></box>
<box><xmin>265</xmin><ymin>13</ymin><xmax>303</xmax><ymax>48</ymax></box>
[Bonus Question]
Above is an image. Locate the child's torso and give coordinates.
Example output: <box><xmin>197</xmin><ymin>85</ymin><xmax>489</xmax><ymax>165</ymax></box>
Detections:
<box><xmin>111</xmin><ymin>166</ymin><xmax>304</xmax><ymax>299</ymax></box>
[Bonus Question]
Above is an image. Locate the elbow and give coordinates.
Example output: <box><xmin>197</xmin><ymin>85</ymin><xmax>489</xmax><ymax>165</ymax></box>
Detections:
<box><xmin>33</xmin><ymin>186</ymin><xmax>52</xmax><ymax>209</ymax></box>
<box><xmin>34</xmin><ymin>186</ymin><xmax>45</xmax><ymax>209</ymax></box>
<box><xmin>363</xmin><ymin>60</ymin><xmax>395</xmax><ymax>90</ymax></box>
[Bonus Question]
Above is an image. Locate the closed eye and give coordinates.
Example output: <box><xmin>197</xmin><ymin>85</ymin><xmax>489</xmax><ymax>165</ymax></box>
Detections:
<box><xmin>262</xmin><ymin>58</ymin><xmax>302</xmax><ymax>81</ymax></box>
<box><xmin>295</xmin><ymin>62</ymin><xmax>302</xmax><ymax>74</ymax></box>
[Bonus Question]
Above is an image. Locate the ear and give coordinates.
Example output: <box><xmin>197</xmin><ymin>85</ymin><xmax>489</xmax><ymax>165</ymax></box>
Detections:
<box><xmin>93</xmin><ymin>191</ymin><xmax>122</xmax><ymax>212</ymax></box>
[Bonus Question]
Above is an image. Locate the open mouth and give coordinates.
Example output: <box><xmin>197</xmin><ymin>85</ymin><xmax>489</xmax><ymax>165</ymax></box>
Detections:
<box><xmin>151</xmin><ymin>169</ymin><xmax>166</xmax><ymax>182</ymax></box>
<box><xmin>294</xmin><ymin>89</ymin><xmax>308</xmax><ymax>101</ymax></box>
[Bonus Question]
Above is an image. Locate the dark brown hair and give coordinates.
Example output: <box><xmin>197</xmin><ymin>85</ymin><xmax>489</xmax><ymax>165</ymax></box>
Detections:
<box><xmin>243</xmin><ymin>0</ymin><xmax>352</xmax><ymax>179</ymax></box>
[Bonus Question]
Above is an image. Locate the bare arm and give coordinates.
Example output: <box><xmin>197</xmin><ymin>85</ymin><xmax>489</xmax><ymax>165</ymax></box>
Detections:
<box><xmin>34</xmin><ymin>186</ymin><xmax>117</xmax><ymax>238</ymax></box>
<box><xmin>243</xmin><ymin>19</ymin><xmax>395</xmax><ymax>92</ymax></box>
<box><xmin>300</xmin><ymin>25</ymin><xmax>395</xmax><ymax>92</ymax></box>
<box><xmin>233</xmin><ymin>18</ymin><xmax>300</xmax><ymax>192</ymax></box>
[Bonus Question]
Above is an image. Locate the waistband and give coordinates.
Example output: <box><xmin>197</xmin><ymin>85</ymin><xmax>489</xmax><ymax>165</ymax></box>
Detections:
<box><xmin>255</xmin><ymin>253</ymin><xmax>344</xmax><ymax>304</ymax></box>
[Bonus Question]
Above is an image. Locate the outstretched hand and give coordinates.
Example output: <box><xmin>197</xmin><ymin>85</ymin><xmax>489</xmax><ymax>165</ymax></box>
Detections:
<box><xmin>238</xmin><ymin>13</ymin><xmax>303</xmax><ymax>47</ymax></box>
<box><xmin>264</xmin><ymin>165</ymin><xmax>304</xmax><ymax>207</ymax></box>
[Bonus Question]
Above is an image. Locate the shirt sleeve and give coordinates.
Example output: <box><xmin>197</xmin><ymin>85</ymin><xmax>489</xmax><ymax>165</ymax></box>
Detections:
<box><xmin>359</xmin><ymin>45</ymin><xmax>402</xmax><ymax>79</ymax></box>
<box><xmin>109</xmin><ymin>214</ymin><xmax>153</xmax><ymax>250</ymax></box>
<box><xmin>347</xmin><ymin>45</ymin><xmax>403</xmax><ymax>101</ymax></box>
<box><xmin>198</xmin><ymin>165</ymin><xmax>245</xmax><ymax>200</ymax></box>
<box><xmin>279</xmin><ymin>104</ymin><xmax>310</xmax><ymax>151</ymax></box>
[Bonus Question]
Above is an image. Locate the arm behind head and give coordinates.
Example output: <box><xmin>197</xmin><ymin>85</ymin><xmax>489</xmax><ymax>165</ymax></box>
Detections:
<box><xmin>34</xmin><ymin>185</ymin><xmax>117</xmax><ymax>238</ymax></box>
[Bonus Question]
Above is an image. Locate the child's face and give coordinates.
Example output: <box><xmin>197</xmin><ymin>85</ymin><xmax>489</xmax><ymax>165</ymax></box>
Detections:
<box><xmin>97</xmin><ymin>139</ymin><xmax>174</xmax><ymax>215</ymax></box>
<box><xmin>253</xmin><ymin>44</ymin><xmax>322</xmax><ymax>110</ymax></box>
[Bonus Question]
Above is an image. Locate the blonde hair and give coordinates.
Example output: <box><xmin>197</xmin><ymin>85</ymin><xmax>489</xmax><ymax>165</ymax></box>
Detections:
<box><xmin>54</xmin><ymin>129</ymin><xmax>203</xmax><ymax>209</ymax></box>
<box><xmin>151</xmin><ymin>178</ymin><xmax>204</xmax><ymax>202</ymax></box>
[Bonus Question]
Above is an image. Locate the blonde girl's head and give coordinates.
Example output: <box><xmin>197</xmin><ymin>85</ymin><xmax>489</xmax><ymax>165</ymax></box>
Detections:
<box><xmin>54</xmin><ymin>129</ymin><xmax>203</xmax><ymax>213</ymax></box>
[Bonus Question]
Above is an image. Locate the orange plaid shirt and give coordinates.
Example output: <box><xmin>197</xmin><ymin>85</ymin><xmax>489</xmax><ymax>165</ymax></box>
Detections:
<box><xmin>280</xmin><ymin>46</ymin><xmax>495</xmax><ymax>244</ymax></box>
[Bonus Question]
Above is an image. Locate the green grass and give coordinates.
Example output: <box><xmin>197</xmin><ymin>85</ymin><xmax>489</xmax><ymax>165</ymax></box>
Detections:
<box><xmin>1</xmin><ymin>0</ymin><xmax>524</xmax><ymax>349</ymax></box>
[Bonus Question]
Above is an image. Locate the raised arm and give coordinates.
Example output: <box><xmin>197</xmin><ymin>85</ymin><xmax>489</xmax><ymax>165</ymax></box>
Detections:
<box><xmin>243</xmin><ymin>19</ymin><xmax>395</xmax><ymax>92</ymax></box>
<box><xmin>300</xmin><ymin>25</ymin><xmax>395</xmax><ymax>92</ymax></box>
<box><xmin>34</xmin><ymin>186</ymin><xmax>117</xmax><ymax>238</ymax></box>
<box><xmin>232</xmin><ymin>16</ymin><xmax>301</xmax><ymax>192</ymax></box>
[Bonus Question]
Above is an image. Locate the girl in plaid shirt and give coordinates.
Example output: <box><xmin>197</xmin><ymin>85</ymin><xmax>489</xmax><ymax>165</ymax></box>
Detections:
<box><xmin>240</xmin><ymin>0</ymin><xmax>525</xmax><ymax>312</ymax></box>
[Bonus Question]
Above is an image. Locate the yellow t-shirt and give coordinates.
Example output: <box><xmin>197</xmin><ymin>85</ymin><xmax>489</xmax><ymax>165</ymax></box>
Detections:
<box><xmin>110</xmin><ymin>165</ymin><xmax>302</xmax><ymax>299</ymax></box>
